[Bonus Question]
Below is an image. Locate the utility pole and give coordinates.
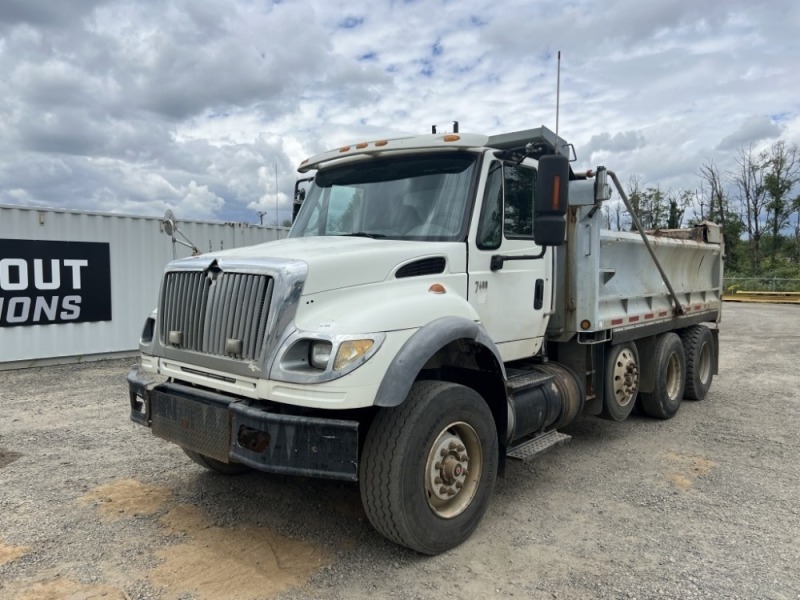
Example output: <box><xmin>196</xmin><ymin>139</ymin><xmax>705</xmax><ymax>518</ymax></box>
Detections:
<box><xmin>257</xmin><ymin>211</ymin><xmax>267</xmax><ymax>226</ymax></box>
<box><xmin>275</xmin><ymin>163</ymin><xmax>279</xmax><ymax>226</ymax></box>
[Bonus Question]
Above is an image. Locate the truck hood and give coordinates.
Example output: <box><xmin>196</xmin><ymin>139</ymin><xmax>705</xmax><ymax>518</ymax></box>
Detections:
<box><xmin>197</xmin><ymin>236</ymin><xmax>466</xmax><ymax>295</ymax></box>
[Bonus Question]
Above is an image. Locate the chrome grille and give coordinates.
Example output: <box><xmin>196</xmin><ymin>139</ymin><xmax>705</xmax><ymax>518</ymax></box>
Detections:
<box><xmin>160</xmin><ymin>271</ymin><xmax>273</xmax><ymax>361</ymax></box>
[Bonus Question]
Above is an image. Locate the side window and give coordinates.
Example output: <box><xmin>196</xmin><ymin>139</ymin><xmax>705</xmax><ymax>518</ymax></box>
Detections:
<box><xmin>503</xmin><ymin>163</ymin><xmax>536</xmax><ymax>239</ymax></box>
<box><xmin>477</xmin><ymin>161</ymin><xmax>503</xmax><ymax>249</ymax></box>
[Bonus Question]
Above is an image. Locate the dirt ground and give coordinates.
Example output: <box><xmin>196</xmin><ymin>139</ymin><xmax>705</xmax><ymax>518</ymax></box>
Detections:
<box><xmin>0</xmin><ymin>302</ymin><xmax>798</xmax><ymax>600</ymax></box>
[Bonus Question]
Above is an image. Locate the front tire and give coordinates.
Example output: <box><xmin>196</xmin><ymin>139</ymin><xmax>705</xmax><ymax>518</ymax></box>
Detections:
<box><xmin>360</xmin><ymin>381</ymin><xmax>498</xmax><ymax>555</ymax></box>
<box><xmin>639</xmin><ymin>333</ymin><xmax>686</xmax><ymax>420</ymax></box>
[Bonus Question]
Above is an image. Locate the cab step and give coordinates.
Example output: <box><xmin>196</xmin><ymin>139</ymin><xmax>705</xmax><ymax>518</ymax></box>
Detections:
<box><xmin>507</xmin><ymin>430</ymin><xmax>571</xmax><ymax>461</ymax></box>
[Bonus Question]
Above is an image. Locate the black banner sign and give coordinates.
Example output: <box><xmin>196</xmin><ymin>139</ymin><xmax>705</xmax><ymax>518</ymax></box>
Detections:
<box><xmin>0</xmin><ymin>239</ymin><xmax>112</xmax><ymax>327</ymax></box>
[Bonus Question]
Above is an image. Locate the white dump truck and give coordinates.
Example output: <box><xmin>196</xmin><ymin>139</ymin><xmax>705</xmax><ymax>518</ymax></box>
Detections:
<box><xmin>128</xmin><ymin>126</ymin><xmax>722</xmax><ymax>554</ymax></box>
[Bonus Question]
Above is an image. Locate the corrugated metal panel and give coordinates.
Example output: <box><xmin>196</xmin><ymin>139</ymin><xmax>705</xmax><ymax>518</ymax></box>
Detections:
<box><xmin>0</xmin><ymin>205</ymin><xmax>289</xmax><ymax>366</ymax></box>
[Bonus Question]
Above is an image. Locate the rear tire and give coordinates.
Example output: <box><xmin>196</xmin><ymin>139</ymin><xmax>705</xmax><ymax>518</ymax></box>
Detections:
<box><xmin>639</xmin><ymin>333</ymin><xmax>686</xmax><ymax>420</ymax></box>
<box><xmin>601</xmin><ymin>341</ymin><xmax>640</xmax><ymax>421</ymax></box>
<box><xmin>681</xmin><ymin>325</ymin><xmax>714</xmax><ymax>400</ymax></box>
<box><xmin>359</xmin><ymin>381</ymin><xmax>498</xmax><ymax>555</ymax></box>
<box><xmin>182</xmin><ymin>448</ymin><xmax>251</xmax><ymax>475</ymax></box>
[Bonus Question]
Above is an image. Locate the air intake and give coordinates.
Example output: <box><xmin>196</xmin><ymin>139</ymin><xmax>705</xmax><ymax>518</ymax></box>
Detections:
<box><xmin>396</xmin><ymin>257</ymin><xmax>446</xmax><ymax>278</ymax></box>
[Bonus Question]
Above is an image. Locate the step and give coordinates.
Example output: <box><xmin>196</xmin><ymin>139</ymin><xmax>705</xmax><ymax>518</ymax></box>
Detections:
<box><xmin>507</xmin><ymin>430</ymin><xmax>571</xmax><ymax>461</ymax></box>
<box><xmin>506</xmin><ymin>369</ymin><xmax>553</xmax><ymax>392</ymax></box>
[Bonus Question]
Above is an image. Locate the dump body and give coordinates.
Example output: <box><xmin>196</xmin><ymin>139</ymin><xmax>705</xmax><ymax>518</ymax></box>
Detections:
<box><xmin>554</xmin><ymin>224</ymin><xmax>722</xmax><ymax>341</ymax></box>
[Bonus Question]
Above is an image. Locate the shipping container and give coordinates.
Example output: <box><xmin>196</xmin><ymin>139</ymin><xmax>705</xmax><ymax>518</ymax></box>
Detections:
<box><xmin>0</xmin><ymin>204</ymin><xmax>288</xmax><ymax>368</ymax></box>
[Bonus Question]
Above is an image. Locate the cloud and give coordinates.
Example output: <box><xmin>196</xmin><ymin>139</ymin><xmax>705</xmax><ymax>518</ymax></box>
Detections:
<box><xmin>586</xmin><ymin>131</ymin><xmax>647</xmax><ymax>155</ymax></box>
<box><xmin>716</xmin><ymin>116</ymin><xmax>783</xmax><ymax>150</ymax></box>
<box><xmin>0</xmin><ymin>0</ymin><xmax>798</xmax><ymax>226</ymax></box>
<box><xmin>0</xmin><ymin>0</ymin><xmax>107</xmax><ymax>27</ymax></box>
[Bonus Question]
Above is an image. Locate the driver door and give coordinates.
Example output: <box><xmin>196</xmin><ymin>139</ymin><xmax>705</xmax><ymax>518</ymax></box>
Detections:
<box><xmin>467</xmin><ymin>158</ymin><xmax>552</xmax><ymax>362</ymax></box>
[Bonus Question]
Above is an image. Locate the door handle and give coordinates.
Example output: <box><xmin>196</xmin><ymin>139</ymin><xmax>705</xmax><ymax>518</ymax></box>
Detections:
<box><xmin>534</xmin><ymin>279</ymin><xmax>544</xmax><ymax>310</ymax></box>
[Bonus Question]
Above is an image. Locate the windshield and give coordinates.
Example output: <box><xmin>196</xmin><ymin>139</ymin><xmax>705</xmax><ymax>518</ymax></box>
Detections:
<box><xmin>290</xmin><ymin>153</ymin><xmax>478</xmax><ymax>241</ymax></box>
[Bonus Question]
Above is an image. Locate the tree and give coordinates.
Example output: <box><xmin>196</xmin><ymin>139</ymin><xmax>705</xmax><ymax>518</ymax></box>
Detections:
<box><xmin>698</xmin><ymin>160</ymin><xmax>745</xmax><ymax>271</ymax></box>
<box><xmin>762</xmin><ymin>141</ymin><xmax>800</xmax><ymax>265</ymax></box>
<box><xmin>731</xmin><ymin>145</ymin><xmax>769</xmax><ymax>273</ymax></box>
<box><xmin>793</xmin><ymin>194</ymin><xmax>800</xmax><ymax>263</ymax></box>
<box><xmin>625</xmin><ymin>175</ymin><xmax>644</xmax><ymax>231</ymax></box>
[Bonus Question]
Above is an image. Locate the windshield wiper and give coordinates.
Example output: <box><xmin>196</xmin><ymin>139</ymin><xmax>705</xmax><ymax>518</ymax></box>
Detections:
<box><xmin>339</xmin><ymin>232</ymin><xmax>386</xmax><ymax>239</ymax></box>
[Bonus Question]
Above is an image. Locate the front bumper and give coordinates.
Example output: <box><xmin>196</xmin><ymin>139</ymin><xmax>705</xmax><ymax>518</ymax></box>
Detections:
<box><xmin>127</xmin><ymin>366</ymin><xmax>359</xmax><ymax>481</ymax></box>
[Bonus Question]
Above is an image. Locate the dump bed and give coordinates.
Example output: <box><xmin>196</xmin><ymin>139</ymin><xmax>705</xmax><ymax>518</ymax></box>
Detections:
<box><xmin>549</xmin><ymin>205</ymin><xmax>723</xmax><ymax>341</ymax></box>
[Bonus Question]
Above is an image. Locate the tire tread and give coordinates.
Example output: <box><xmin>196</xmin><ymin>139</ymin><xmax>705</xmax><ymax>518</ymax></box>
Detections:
<box><xmin>359</xmin><ymin>380</ymin><xmax>496</xmax><ymax>554</ymax></box>
<box><xmin>681</xmin><ymin>325</ymin><xmax>713</xmax><ymax>401</ymax></box>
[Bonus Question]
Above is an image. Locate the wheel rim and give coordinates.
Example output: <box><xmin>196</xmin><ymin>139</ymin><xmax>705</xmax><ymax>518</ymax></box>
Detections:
<box><xmin>698</xmin><ymin>342</ymin><xmax>712</xmax><ymax>384</ymax></box>
<box><xmin>425</xmin><ymin>421</ymin><xmax>482</xmax><ymax>519</ymax></box>
<box><xmin>612</xmin><ymin>347</ymin><xmax>639</xmax><ymax>407</ymax></box>
<box><xmin>665</xmin><ymin>353</ymin><xmax>682</xmax><ymax>399</ymax></box>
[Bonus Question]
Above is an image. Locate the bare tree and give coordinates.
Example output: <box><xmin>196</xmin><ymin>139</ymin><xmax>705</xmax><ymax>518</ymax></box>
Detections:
<box><xmin>731</xmin><ymin>145</ymin><xmax>769</xmax><ymax>272</ymax></box>
<box><xmin>625</xmin><ymin>175</ymin><xmax>643</xmax><ymax>231</ymax></box>
<box><xmin>698</xmin><ymin>159</ymin><xmax>744</xmax><ymax>266</ymax></box>
<box><xmin>699</xmin><ymin>160</ymin><xmax>726</xmax><ymax>225</ymax></box>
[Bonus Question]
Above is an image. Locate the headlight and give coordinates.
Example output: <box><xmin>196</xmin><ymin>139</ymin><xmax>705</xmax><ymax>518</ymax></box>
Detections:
<box><xmin>333</xmin><ymin>339</ymin><xmax>374</xmax><ymax>370</ymax></box>
<box><xmin>273</xmin><ymin>332</ymin><xmax>385</xmax><ymax>383</ymax></box>
<box><xmin>309</xmin><ymin>340</ymin><xmax>333</xmax><ymax>369</ymax></box>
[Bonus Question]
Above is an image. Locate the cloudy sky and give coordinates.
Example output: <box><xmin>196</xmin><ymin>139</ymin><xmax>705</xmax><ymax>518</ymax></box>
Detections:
<box><xmin>1</xmin><ymin>0</ymin><xmax>798</xmax><ymax>225</ymax></box>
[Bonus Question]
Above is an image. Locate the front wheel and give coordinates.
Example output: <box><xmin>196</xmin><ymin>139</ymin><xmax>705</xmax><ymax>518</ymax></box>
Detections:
<box><xmin>359</xmin><ymin>381</ymin><xmax>498</xmax><ymax>555</ymax></box>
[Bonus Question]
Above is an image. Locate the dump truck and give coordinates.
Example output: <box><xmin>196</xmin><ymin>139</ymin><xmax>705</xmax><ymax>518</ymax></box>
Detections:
<box><xmin>127</xmin><ymin>126</ymin><xmax>722</xmax><ymax>554</ymax></box>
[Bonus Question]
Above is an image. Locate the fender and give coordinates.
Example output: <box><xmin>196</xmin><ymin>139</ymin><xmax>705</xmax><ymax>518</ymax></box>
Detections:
<box><xmin>374</xmin><ymin>316</ymin><xmax>506</xmax><ymax>407</ymax></box>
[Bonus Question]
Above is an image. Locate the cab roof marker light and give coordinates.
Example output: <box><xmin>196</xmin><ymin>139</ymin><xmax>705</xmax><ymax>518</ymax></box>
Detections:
<box><xmin>443</xmin><ymin>134</ymin><xmax>460</xmax><ymax>142</ymax></box>
<box><xmin>374</xmin><ymin>140</ymin><xmax>388</xmax><ymax>147</ymax></box>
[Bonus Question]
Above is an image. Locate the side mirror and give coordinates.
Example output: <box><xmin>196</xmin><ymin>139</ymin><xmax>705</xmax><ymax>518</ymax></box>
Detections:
<box><xmin>292</xmin><ymin>177</ymin><xmax>314</xmax><ymax>223</ymax></box>
<box><xmin>162</xmin><ymin>208</ymin><xmax>176</xmax><ymax>237</ymax></box>
<box><xmin>292</xmin><ymin>188</ymin><xmax>306</xmax><ymax>222</ymax></box>
<box><xmin>534</xmin><ymin>154</ymin><xmax>569</xmax><ymax>246</ymax></box>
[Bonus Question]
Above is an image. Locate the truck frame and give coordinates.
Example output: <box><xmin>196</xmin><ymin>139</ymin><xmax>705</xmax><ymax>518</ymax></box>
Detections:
<box><xmin>128</xmin><ymin>126</ymin><xmax>722</xmax><ymax>554</ymax></box>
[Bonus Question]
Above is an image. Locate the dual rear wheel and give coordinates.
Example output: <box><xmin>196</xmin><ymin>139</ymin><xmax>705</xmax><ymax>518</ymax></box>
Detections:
<box><xmin>602</xmin><ymin>325</ymin><xmax>715</xmax><ymax>421</ymax></box>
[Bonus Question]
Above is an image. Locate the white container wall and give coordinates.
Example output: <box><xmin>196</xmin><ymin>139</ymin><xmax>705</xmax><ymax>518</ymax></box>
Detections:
<box><xmin>0</xmin><ymin>205</ymin><xmax>289</xmax><ymax>368</ymax></box>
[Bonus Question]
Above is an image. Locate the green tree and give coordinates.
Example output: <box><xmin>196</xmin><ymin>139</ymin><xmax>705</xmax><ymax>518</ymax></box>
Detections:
<box><xmin>762</xmin><ymin>141</ymin><xmax>800</xmax><ymax>265</ymax></box>
<box><xmin>667</xmin><ymin>198</ymin><xmax>683</xmax><ymax>229</ymax></box>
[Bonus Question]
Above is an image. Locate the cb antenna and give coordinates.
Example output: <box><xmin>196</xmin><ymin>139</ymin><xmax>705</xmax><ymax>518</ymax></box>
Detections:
<box><xmin>555</xmin><ymin>50</ymin><xmax>561</xmax><ymax>155</ymax></box>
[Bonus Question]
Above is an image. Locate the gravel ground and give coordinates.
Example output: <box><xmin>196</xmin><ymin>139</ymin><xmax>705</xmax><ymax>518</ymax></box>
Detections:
<box><xmin>1</xmin><ymin>302</ymin><xmax>798</xmax><ymax>600</ymax></box>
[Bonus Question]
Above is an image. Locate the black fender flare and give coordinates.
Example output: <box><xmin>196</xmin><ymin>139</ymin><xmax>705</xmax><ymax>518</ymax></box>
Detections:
<box><xmin>374</xmin><ymin>316</ymin><xmax>506</xmax><ymax>408</ymax></box>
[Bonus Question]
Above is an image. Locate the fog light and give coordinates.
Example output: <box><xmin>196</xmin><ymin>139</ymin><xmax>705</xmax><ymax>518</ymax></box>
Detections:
<box><xmin>309</xmin><ymin>341</ymin><xmax>333</xmax><ymax>369</ymax></box>
<box><xmin>333</xmin><ymin>339</ymin><xmax>374</xmax><ymax>371</ymax></box>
